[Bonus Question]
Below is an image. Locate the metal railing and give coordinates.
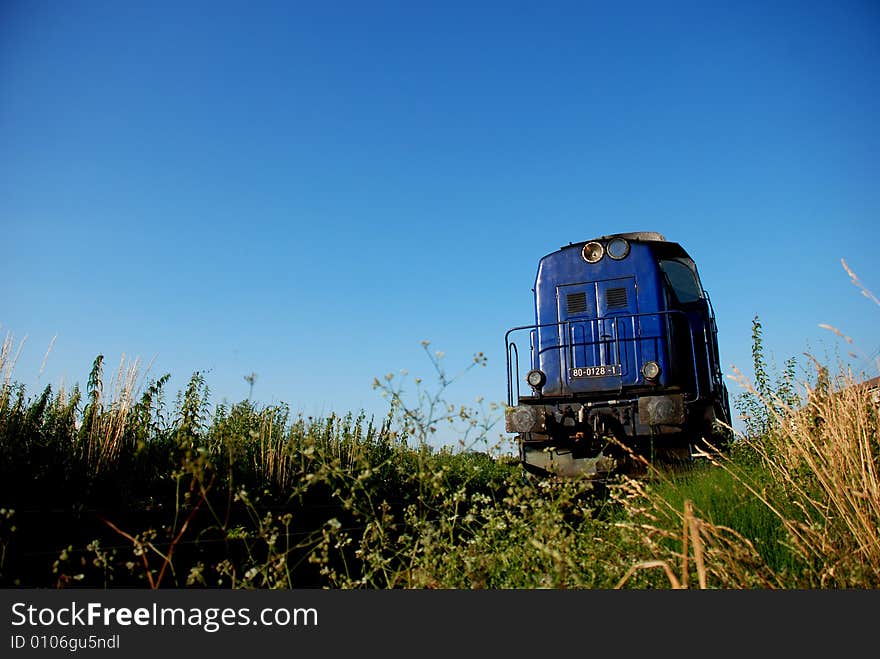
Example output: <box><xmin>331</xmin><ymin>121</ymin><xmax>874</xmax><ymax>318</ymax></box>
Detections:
<box><xmin>505</xmin><ymin>309</ymin><xmax>701</xmax><ymax>406</ymax></box>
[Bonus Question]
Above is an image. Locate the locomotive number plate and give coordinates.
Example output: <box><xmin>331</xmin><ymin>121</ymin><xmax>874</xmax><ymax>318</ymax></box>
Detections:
<box><xmin>569</xmin><ymin>365</ymin><xmax>621</xmax><ymax>378</ymax></box>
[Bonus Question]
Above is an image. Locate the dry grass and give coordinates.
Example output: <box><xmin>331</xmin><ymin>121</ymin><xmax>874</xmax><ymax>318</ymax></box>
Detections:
<box><xmin>613</xmin><ymin>258</ymin><xmax>880</xmax><ymax>588</ymax></box>
<box><xmin>0</xmin><ymin>330</ymin><xmax>27</xmax><ymax>409</ymax></box>
<box><xmin>85</xmin><ymin>355</ymin><xmax>143</xmax><ymax>472</ymax></box>
<box><xmin>615</xmin><ymin>499</ymin><xmax>706</xmax><ymax>589</ymax></box>
<box><xmin>745</xmin><ymin>260</ymin><xmax>880</xmax><ymax>585</ymax></box>
<box><xmin>743</xmin><ymin>364</ymin><xmax>880</xmax><ymax>585</ymax></box>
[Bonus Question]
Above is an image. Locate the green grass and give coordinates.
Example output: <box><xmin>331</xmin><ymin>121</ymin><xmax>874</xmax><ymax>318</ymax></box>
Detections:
<box><xmin>0</xmin><ymin>352</ymin><xmax>647</xmax><ymax>589</ymax></box>
<box><xmin>646</xmin><ymin>460</ymin><xmax>807</xmax><ymax>580</ymax></box>
<box><xmin>1</xmin><ymin>328</ymin><xmax>877</xmax><ymax>589</ymax></box>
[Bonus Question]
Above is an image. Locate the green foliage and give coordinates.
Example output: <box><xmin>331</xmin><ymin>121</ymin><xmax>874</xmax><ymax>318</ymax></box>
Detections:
<box><xmin>0</xmin><ymin>324</ymin><xmax>876</xmax><ymax>589</ymax></box>
<box><xmin>644</xmin><ymin>463</ymin><xmax>807</xmax><ymax>582</ymax></box>
<box><xmin>371</xmin><ymin>341</ymin><xmax>498</xmax><ymax>451</ymax></box>
<box><xmin>735</xmin><ymin>315</ymin><xmax>800</xmax><ymax>438</ymax></box>
<box><xmin>79</xmin><ymin>354</ymin><xmax>104</xmax><ymax>446</ymax></box>
<box><xmin>175</xmin><ymin>371</ymin><xmax>210</xmax><ymax>447</ymax></box>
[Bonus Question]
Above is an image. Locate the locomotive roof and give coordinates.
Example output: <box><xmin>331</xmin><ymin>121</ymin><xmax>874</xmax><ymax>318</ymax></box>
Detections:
<box><xmin>542</xmin><ymin>231</ymin><xmax>694</xmax><ymax>263</ymax></box>
<box><xmin>591</xmin><ymin>231</ymin><xmax>667</xmax><ymax>243</ymax></box>
<box><xmin>554</xmin><ymin>231</ymin><xmax>673</xmax><ymax>252</ymax></box>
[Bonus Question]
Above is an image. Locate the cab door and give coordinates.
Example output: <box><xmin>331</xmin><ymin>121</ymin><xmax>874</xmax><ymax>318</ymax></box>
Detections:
<box><xmin>557</xmin><ymin>277</ymin><xmax>638</xmax><ymax>391</ymax></box>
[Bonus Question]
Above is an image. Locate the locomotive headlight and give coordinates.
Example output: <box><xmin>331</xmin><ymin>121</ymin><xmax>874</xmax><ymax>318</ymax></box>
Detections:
<box><xmin>642</xmin><ymin>361</ymin><xmax>661</xmax><ymax>380</ymax></box>
<box><xmin>526</xmin><ymin>369</ymin><xmax>547</xmax><ymax>389</ymax></box>
<box><xmin>582</xmin><ymin>241</ymin><xmax>604</xmax><ymax>264</ymax></box>
<box><xmin>606</xmin><ymin>237</ymin><xmax>630</xmax><ymax>260</ymax></box>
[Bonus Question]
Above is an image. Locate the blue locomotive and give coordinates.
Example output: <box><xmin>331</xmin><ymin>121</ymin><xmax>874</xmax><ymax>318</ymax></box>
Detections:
<box><xmin>504</xmin><ymin>232</ymin><xmax>731</xmax><ymax>478</ymax></box>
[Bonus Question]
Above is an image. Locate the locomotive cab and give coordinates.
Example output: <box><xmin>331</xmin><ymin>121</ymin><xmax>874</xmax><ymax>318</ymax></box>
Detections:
<box><xmin>504</xmin><ymin>232</ymin><xmax>730</xmax><ymax>479</ymax></box>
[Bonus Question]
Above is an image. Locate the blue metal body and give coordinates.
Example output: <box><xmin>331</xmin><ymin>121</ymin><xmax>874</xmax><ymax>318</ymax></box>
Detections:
<box><xmin>504</xmin><ymin>233</ymin><xmax>730</xmax><ymax>478</ymax></box>
<box><xmin>533</xmin><ymin>240</ymin><xmax>667</xmax><ymax>396</ymax></box>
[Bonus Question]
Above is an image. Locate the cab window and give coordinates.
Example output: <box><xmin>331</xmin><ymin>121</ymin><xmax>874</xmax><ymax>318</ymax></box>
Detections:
<box><xmin>659</xmin><ymin>259</ymin><xmax>703</xmax><ymax>304</ymax></box>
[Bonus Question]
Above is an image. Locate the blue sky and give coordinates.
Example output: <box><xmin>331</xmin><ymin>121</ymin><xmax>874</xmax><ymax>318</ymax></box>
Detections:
<box><xmin>2</xmin><ymin>1</ymin><xmax>878</xmax><ymax>448</ymax></box>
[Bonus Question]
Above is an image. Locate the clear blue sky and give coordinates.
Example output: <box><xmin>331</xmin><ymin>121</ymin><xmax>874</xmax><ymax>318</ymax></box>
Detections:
<box><xmin>2</xmin><ymin>1</ymin><xmax>878</xmax><ymax>448</ymax></box>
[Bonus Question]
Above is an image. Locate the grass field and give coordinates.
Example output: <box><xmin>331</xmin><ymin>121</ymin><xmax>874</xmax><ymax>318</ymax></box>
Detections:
<box><xmin>1</xmin><ymin>313</ymin><xmax>877</xmax><ymax>589</ymax></box>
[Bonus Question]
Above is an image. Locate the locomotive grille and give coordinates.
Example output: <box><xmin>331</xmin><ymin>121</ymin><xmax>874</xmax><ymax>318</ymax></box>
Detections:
<box><xmin>605</xmin><ymin>287</ymin><xmax>628</xmax><ymax>308</ymax></box>
<box><xmin>566</xmin><ymin>292</ymin><xmax>588</xmax><ymax>314</ymax></box>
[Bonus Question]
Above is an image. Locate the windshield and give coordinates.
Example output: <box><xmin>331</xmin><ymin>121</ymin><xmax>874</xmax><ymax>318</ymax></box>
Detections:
<box><xmin>659</xmin><ymin>258</ymin><xmax>703</xmax><ymax>304</ymax></box>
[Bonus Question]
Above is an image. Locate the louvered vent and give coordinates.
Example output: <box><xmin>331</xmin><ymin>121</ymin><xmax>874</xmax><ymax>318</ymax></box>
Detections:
<box><xmin>605</xmin><ymin>287</ymin><xmax>628</xmax><ymax>308</ymax></box>
<box><xmin>566</xmin><ymin>292</ymin><xmax>587</xmax><ymax>314</ymax></box>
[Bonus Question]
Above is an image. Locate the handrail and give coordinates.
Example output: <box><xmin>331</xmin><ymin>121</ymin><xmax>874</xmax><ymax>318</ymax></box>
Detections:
<box><xmin>507</xmin><ymin>342</ymin><xmax>520</xmax><ymax>407</ymax></box>
<box><xmin>505</xmin><ymin>309</ymin><xmax>701</xmax><ymax>406</ymax></box>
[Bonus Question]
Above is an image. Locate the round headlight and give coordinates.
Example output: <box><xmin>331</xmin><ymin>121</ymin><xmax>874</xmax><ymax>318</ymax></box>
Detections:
<box><xmin>582</xmin><ymin>241</ymin><xmax>604</xmax><ymax>264</ymax></box>
<box><xmin>526</xmin><ymin>369</ymin><xmax>546</xmax><ymax>389</ymax></box>
<box><xmin>606</xmin><ymin>237</ymin><xmax>630</xmax><ymax>260</ymax></box>
<box><xmin>642</xmin><ymin>361</ymin><xmax>661</xmax><ymax>380</ymax></box>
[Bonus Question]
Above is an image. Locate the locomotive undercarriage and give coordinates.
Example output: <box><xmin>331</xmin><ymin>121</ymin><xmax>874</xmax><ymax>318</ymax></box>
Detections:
<box><xmin>508</xmin><ymin>394</ymin><xmax>726</xmax><ymax>479</ymax></box>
